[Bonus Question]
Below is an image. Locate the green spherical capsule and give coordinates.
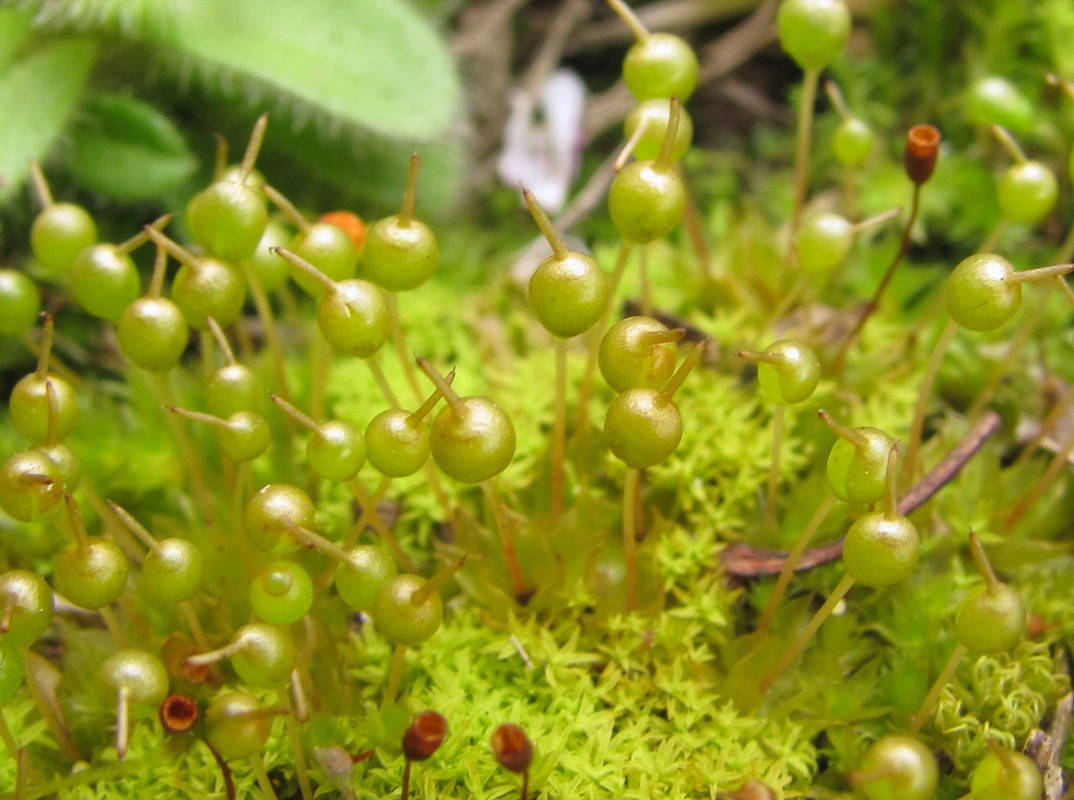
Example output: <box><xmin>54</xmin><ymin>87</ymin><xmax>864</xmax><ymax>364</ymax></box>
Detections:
<box><xmin>0</xmin><ymin>570</ymin><xmax>54</xmax><ymax>648</ymax></box>
<box><xmin>205</xmin><ymin>692</ymin><xmax>270</xmax><ymax>759</ymax></box>
<box><xmin>70</xmin><ymin>244</ymin><xmax>141</xmax><ymax>321</ymax></box>
<box><xmin>250</xmin><ymin>561</ymin><xmax>314</xmax><ymax>625</ymax></box>
<box><xmin>98</xmin><ymin>649</ymin><xmax>168</xmax><ymax>708</ymax></box>
<box><xmin>599</xmin><ymin>317</ymin><xmax>679</xmax><ymax>393</ymax></box>
<box><xmin>143</xmin><ymin>538</ymin><xmax>203</xmax><ymax>604</ymax></box>
<box><xmin>997</xmin><ymin>160</ymin><xmax>1058</xmax><ymax>225</ymax></box>
<box><xmin>825</xmin><ymin>426</ymin><xmax>896</xmax><ymax>505</ymax></box>
<box><xmin>9</xmin><ymin>374</ymin><xmax>78</xmax><ymax>443</ymax></box>
<box><xmin>361</xmin><ymin>217</ymin><xmax>438</xmax><ymax>292</ymax></box>
<box><xmin>246</xmin><ymin>219</ymin><xmax>293</xmax><ymax>293</ymax></box>
<box><xmin>185</xmin><ymin>180</ymin><xmax>268</xmax><ymax>264</ymax></box>
<box><xmin>206</xmin><ymin>363</ymin><xmax>263</xmax><ymax>417</ymax></box>
<box><xmin>373</xmin><ymin>574</ymin><xmax>442</xmax><ymax>646</ymax></box>
<box><xmin>35</xmin><ymin>442</ymin><xmax>81</xmax><ymax>493</ymax></box>
<box><xmin>842</xmin><ymin>512</ymin><xmax>920</xmax><ymax>587</ymax></box>
<box><xmin>955</xmin><ymin>582</ymin><xmax>1026</xmax><ymax>654</ymax></box>
<box><xmin>0</xmin><ymin>449</ymin><xmax>64</xmax><ymax>521</ymax></box>
<box><xmin>946</xmin><ymin>253</ymin><xmax>1020</xmax><ymax>332</ymax></box>
<box><xmin>172</xmin><ymin>257</ymin><xmax>246</xmax><ymax>331</ymax></box>
<box><xmin>795</xmin><ymin>212</ymin><xmax>854</xmax><ymax>276</ymax></box>
<box><xmin>624</xmin><ymin>99</ymin><xmax>694</xmax><ymax>163</ymax></box>
<box><xmin>316</xmin><ymin>279</ymin><xmax>390</xmax><ymax>357</ymax></box>
<box><xmin>967</xmin><ymin>76</ymin><xmax>1034</xmax><ymax>133</ymax></box>
<box><xmin>832</xmin><ymin>117</ymin><xmax>875</xmax><ymax>167</ymax></box>
<box><xmin>969</xmin><ymin>748</ymin><xmax>1042</xmax><ymax>800</ymax></box>
<box><xmin>230</xmin><ymin>623</ymin><xmax>296</xmax><ymax>687</ymax></box>
<box><xmin>0</xmin><ymin>269</ymin><xmax>41</xmax><ymax>337</ymax></box>
<box><xmin>244</xmin><ymin>483</ymin><xmax>314</xmax><ymax>553</ymax></box>
<box><xmin>118</xmin><ymin>297</ymin><xmax>190</xmax><ymax>372</ymax></box>
<box><xmin>623</xmin><ymin>33</ymin><xmax>698</xmax><ymax>102</ymax></box>
<box><xmin>528</xmin><ymin>252</ymin><xmax>609</xmax><ymax>338</ymax></box>
<box><xmin>854</xmin><ymin>735</ymin><xmax>937</xmax><ymax>800</ymax></box>
<box><xmin>777</xmin><ymin>0</ymin><xmax>851</xmax><ymax>71</ymax></box>
<box><xmin>54</xmin><ymin>538</ymin><xmax>128</xmax><ymax>609</ymax></box>
<box><xmin>290</xmin><ymin>223</ymin><xmax>359</xmax><ymax>298</ymax></box>
<box><xmin>31</xmin><ymin>203</ymin><xmax>97</xmax><ymax>277</ymax></box>
<box><xmin>365</xmin><ymin>410</ymin><xmax>430</xmax><ymax>478</ymax></box>
<box><xmin>608</xmin><ymin>162</ymin><xmax>685</xmax><ymax>244</ymax></box>
<box><xmin>604</xmin><ymin>388</ymin><xmax>682</xmax><ymax>469</ymax></box>
<box><xmin>430</xmin><ymin>397</ymin><xmax>516</xmax><ymax>484</ymax></box>
<box><xmin>219</xmin><ymin>411</ymin><xmax>270</xmax><ymax>462</ymax></box>
<box><xmin>307</xmin><ymin>420</ymin><xmax>366</xmax><ymax>481</ymax></box>
<box><xmin>335</xmin><ymin>546</ymin><xmax>397</xmax><ymax>611</ymax></box>
<box><xmin>755</xmin><ymin>340</ymin><xmax>820</xmax><ymax>405</ymax></box>
<box><xmin>0</xmin><ymin>638</ymin><xmax>24</xmax><ymax>701</ymax></box>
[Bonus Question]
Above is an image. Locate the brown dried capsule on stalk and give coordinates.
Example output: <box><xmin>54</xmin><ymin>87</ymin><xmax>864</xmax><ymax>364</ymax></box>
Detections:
<box><xmin>904</xmin><ymin>124</ymin><xmax>941</xmax><ymax>185</ymax></box>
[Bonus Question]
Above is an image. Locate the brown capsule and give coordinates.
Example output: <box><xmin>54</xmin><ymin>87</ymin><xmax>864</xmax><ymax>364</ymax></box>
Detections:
<box><xmin>161</xmin><ymin>631</ymin><xmax>210</xmax><ymax>684</ymax></box>
<box><xmin>402</xmin><ymin>710</ymin><xmax>448</xmax><ymax>762</ymax></box>
<box><xmin>159</xmin><ymin>694</ymin><xmax>199</xmax><ymax>735</ymax></box>
<box><xmin>722</xmin><ymin>780</ymin><xmax>777</xmax><ymax>800</ymax></box>
<box><xmin>491</xmin><ymin>723</ymin><xmax>533</xmax><ymax>774</ymax></box>
<box><xmin>903</xmin><ymin>124</ymin><xmax>941</xmax><ymax>185</ymax></box>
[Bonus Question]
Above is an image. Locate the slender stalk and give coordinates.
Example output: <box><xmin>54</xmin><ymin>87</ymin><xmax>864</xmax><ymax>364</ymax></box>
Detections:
<box><xmin>765</xmin><ymin>405</ymin><xmax>785</xmax><ymax>528</ymax></box>
<box><xmin>1004</xmin><ymin>422</ymin><xmax>1074</xmax><ymax>531</ymax></box>
<box><xmin>909</xmin><ymin>643</ymin><xmax>968</xmax><ymax>733</ymax></box>
<box><xmin>638</xmin><ymin>245</ymin><xmax>652</xmax><ymax>317</ymax></box>
<box><xmin>262</xmin><ymin>185</ymin><xmax>312</xmax><ymax>233</ymax></box>
<box><xmin>412</xmin><ymin>557</ymin><xmax>465</xmax><ymax>604</ymax></box>
<box><xmin>28</xmin><ymin>161</ymin><xmax>53</xmax><ymax>207</ymax></box>
<box><xmin>114</xmin><ymin>686</ymin><xmax>130</xmax><ymax>759</ymax></box>
<box><xmin>118</xmin><ymin>214</ymin><xmax>174</xmax><ymax>256</ymax></box>
<box><xmin>759</xmin><ymin>572</ymin><xmax>856</xmax><ymax>693</ymax></box>
<box><xmin>238</xmin><ymin>113</ymin><xmax>269</xmax><ymax>185</ymax></box>
<box><xmin>790</xmin><ymin>68</ymin><xmax>821</xmax><ymax>244</ymax></box>
<box><xmin>756</xmin><ymin>493</ymin><xmax>838</xmax><ymax>632</ymax></box>
<box><xmin>23</xmin><ymin>651</ymin><xmax>81</xmax><ymax>762</ymax></box>
<box><xmin>550</xmin><ymin>338</ymin><xmax>569</xmax><ymax>525</ymax></box>
<box><xmin>1012</xmin><ymin>382</ymin><xmax>1074</xmax><ymax>469</ymax></box>
<box><xmin>1012</xmin><ymin>262</ymin><xmax>1074</xmax><ymax>283</ymax></box>
<box><xmin>280</xmin><ymin>691</ymin><xmax>313</xmax><ymax>800</ymax></box>
<box><xmin>615</xmin><ymin>123</ymin><xmax>647</xmax><ymax>172</ymax></box>
<box><xmin>387</xmin><ymin>293</ymin><xmax>424</xmax><ymax>404</ymax></box>
<box><xmin>367</xmin><ymin>355</ymin><xmax>401</xmax><ymax>410</ymax></box>
<box><xmin>100</xmin><ymin>606</ymin><xmax>128</xmax><ymax>648</ymax></box>
<box><xmin>240</xmin><ymin>261</ymin><xmax>293</xmax><ymax>404</ymax></box>
<box><xmin>345</xmin><ymin>475</ymin><xmax>392</xmax><ymax>547</ymax></box>
<box><xmin>250</xmin><ymin>752</ymin><xmax>280</xmax><ymax>800</ymax></box>
<box><xmin>347</xmin><ymin>479</ymin><xmax>415</xmax><ymax>571</ymax></box>
<box><xmin>523</xmin><ymin>188</ymin><xmax>569</xmax><ymax>262</ymax></box>
<box><xmin>35</xmin><ymin>314</ymin><xmax>54</xmax><ymax>379</ymax></box>
<box><xmin>384</xmin><ymin>643</ymin><xmax>408</xmax><ymax>706</ymax></box>
<box><xmin>659</xmin><ymin>340</ymin><xmax>705</xmax><ymax>400</ymax></box>
<box><xmin>903</xmin><ymin>319</ymin><xmax>959</xmax><ymax>483</ymax></box>
<box><xmin>623</xmin><ymin>467</ymin><xmax>640</xmax><ymax>612</ymax></box>
<box><xmin>271</xmin><ymin>246</ymin><xmax>334</xmax><ymax>294</ymax></box>
<box><xmin>834</xmin><ymin>184</ymin><xmax>923</xmax><ymax>371</ymax></box>
<box><xmin>401</xmin><ymin>758</ymin><xmax>413</xmax><ymax>800</ymax></box>
<box><xmin>482</xmin><ymin>481</ymin><xmax>528</xmax><ymax>599</ymax></box>
<box><xmin>270</xmin><ymin>394</ymin><xmax>319</xmax><ymax>432</ymax></box>
<box><xmin>283</xmin><ymin>522</ymin><xmax>353</xmax><ymax>562</ymax></box>
<box><xmin>606</xmin><ymin>0</ymin><xmax>650</xmax><ymax>41</ymax></box>
<box><xmin>151</xmin><ymin>375</ymin><xmax>218</xmax><ymax>528</ymax></box>
<box><xmin>0</xmin><ymin>707</ymin><xmax>17</xmax><ymax>759</ymax></box>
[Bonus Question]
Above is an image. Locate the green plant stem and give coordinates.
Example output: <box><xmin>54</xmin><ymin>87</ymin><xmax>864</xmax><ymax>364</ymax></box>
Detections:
<box><xmin>1012</xmin><ymin>381</ymin><xmax>1074</xmax><ymax>469</ymax></box>
<box><xmin>346</xmin><ymin>475</ymin><xmax>392</xmax><ymax>546</ymax></box>
<box><xmin>384</xmin><ymin>643</ymin><xmax>407</xmax><ymax>706</ymax></box>
<box><xmin>790</xmin><ymin>67</ymin><xmax>821</xmax><ymax>245</ymax></box>
<box><xmin>347</xmin><ymin>479</ymin><xmax>415</xmax><ymax>572</ymax></box>
<box><xmin>281</xmin><ymin>690</ymin><xmax>314</xmax><ymax>800</ymax></box>
<box><xmin>759</xmin><ymin>572</ymin><xmax>856</xmax><ymax>693</ymax></box>
<box><xmin>550</xmin><ymin>338</ymin><xmax>568</xmax><ymax>526</ymax></box>
<box><xmin>311</xmin><ymin>330</ymin><xmax>331</xmax><ymax>421</ymax></box>
<box><xmin>368</xmin><ymin>354</ymin><xmax>401</xmax><ymax>410</ymax></box>
<box><xmin>834</xmin><ymin>183</ymin><xmax>923</xmax><ymax>372</ymax></box>
<box><xmin>575</xmin><ymin>242</ymin><xmax>633</xmax><ymax>431</ymax></box>
<box><xmin>388</xmin><ymin>292</ymin><xmax>424</xmax><ymax>404</ymax></box>
<box><xmin>0</xmin><ymin>707</ymin><xmax>17</xmax><ymax>760</ymax></box>
<box><xmin>966</xmin><ymin>314</ymin><xmax>1037</xmax><ymax>421</ymax></box>
<box><xmin>639</xmin><ymin>245</ymin><xmax>652</xmax><ymax>317</ymax></box>
<box><xmin>23</xmin><ymin>651</ymin><xmax>80</xmax><ymax>762</ymax></box>
<box><xmin>241</xmin><ymin>260</ymin><xmax>293</xmax><ymax>405</ymax></box>
<box><xmin>623</xmin><ymin>467</ymin><xmax>640</xmax><ymax>612</ymax></box>
<box><xmin>250</xmin><ymin>751</ymin><xmax>280</xmax><ymax>800</ymax></box>
<box><xmin>100</xmin><ymin>605</ymin><xmax>127</xmax><ymax>647</ymax></box>
<box><xmin>909</xmin><ymin>643</ymin><xmax>968</xmax><ymax>734</ymax></box>
<box><xmin>756</xmin><ymin>492</ymin><xmax>838</xmax><ymax>633</ymax></box>
<box><xmin>903</xmin><ymin>318</ymin><xmax>959</xmax><ymax>484</ymax></box>
<box><xmin>151</xmin><ymin>375</ymin><xmax>218</xmax><ymax>531</ymax></box>
<box><xmin>482</xmin><ymin>480</ymin><xmax>528</xmax><ymax>600</ymax></box>
<box><xmin>765</xmin><ymin>405</ymin><xmax>785</xmax><ymax>529</ymax></box>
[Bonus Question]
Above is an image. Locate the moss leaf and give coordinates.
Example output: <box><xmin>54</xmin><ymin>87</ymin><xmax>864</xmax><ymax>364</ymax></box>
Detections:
<box><xmin>0</xmin><ymin>37</ymin><xmax>98</xmax><ymax>202</ymax></box>
<box><xmin>68</xmin><ymin>92</ymin><xmax>196</xmax><ymax>201</ymax></box>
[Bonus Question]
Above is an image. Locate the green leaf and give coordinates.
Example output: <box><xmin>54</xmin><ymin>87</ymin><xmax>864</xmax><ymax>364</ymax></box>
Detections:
<box><xmin>0</xmin><ymin>6</ymin><xmax>33</xmax><ymax>74</ymax></box>
<box><xmin>0</xmin><ymin>37</ymin><xmax>98</xmax><ymax>203</ymax></box>
<box><xmin>147</xmin><ymin>0</ymin><xmax>459</xmax><ymax>141</ymax></box>
<box><xmin>68</xmin><ymin>93</ymin><xmax>196</xmax><ymax>201</ymax></box>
